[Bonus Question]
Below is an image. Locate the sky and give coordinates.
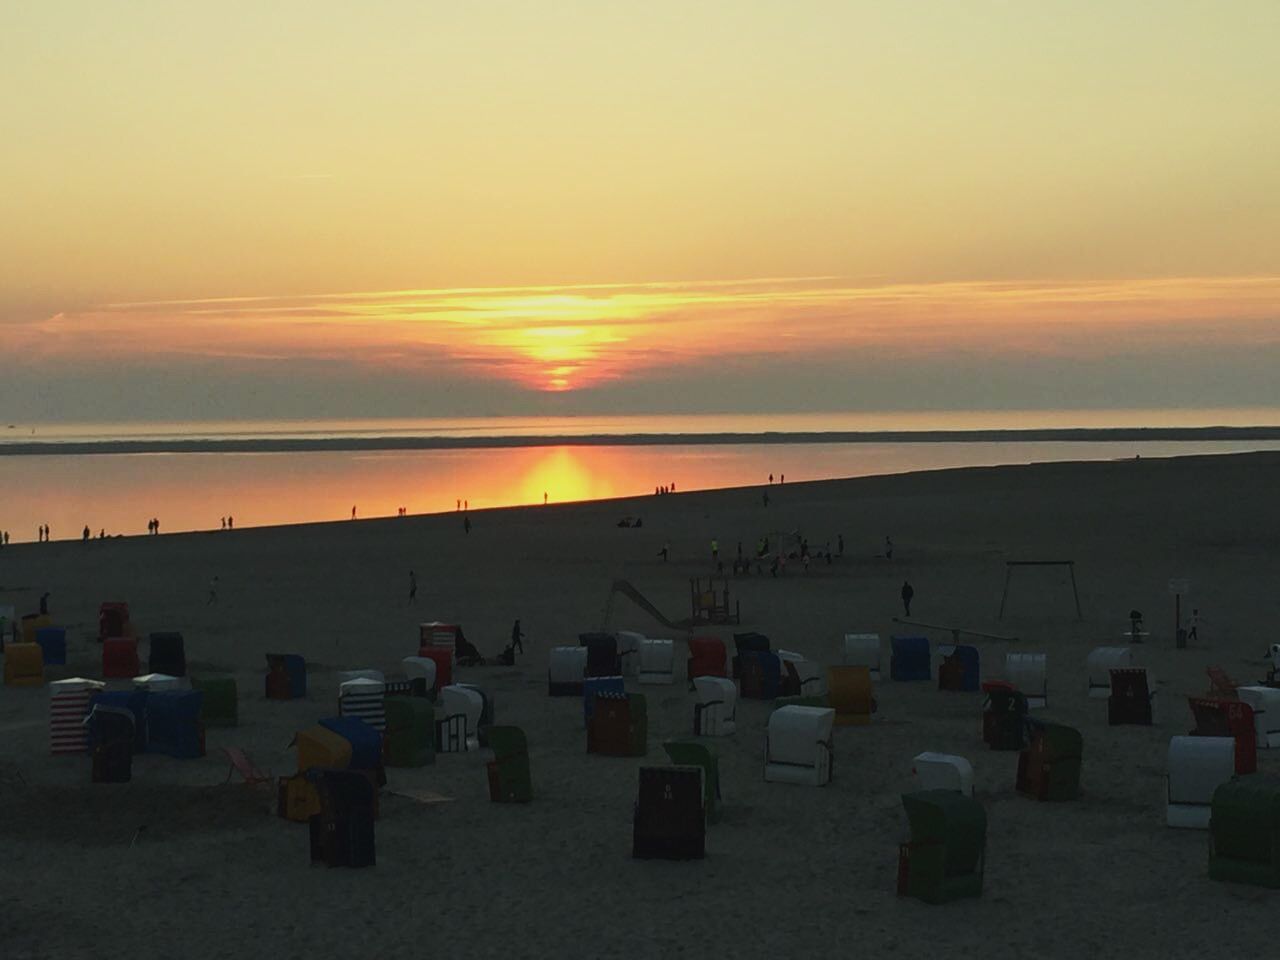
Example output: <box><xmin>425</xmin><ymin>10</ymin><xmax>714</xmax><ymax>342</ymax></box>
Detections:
<box><xmin>2</xmin><ymin>1</ymin><xmax>1277</xmax><ymax>422</ymax></box>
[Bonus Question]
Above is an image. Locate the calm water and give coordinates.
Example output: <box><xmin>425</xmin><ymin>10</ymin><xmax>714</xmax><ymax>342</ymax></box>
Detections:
<box><xmin>3</xmin><ymin>437</ymin><xmax>1280</xmax><ymax>543</ymax></box>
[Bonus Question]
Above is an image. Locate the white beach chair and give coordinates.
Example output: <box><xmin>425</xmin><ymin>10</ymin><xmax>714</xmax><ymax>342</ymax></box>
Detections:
<box><xmin>401</xmin><ymin>656</ymin><xmax>438</xmax><ymax>694</ymax></box>
<box><xmin>1237</xmin><ymin>686</ymin><xmax>1280</xmax><ymax>749</ymax></box>
<box><xmin>616</xmin><ymin>630</ymin><xmax>644</xmax><ymax>678</ymax></box>
<box><xmin>336</xmin><ymin>668</ymin><xmax>384</xmax><ymax>686</ymax></box>
<box><xmin>843</xmin><ymin>633</ymin><xmax>882</xmax><ymax>680</ymax></box>
<box><xmin>50</xmin><ymin>677</ymin><xmax>104</xmax><ymax>755</ymax></box>
<box><xmin>912</xmin><ymin>752</ymin><xmax>974</xmax><ymax>796</ymax></box>
<box><xmin>548</xmin><ymin>645</ymin><xmax>588</xmax><ymax>695</ymax></box>
<box><xmin>339</xmin><ymin>677</ymin><xmax>386</xmax><ymax>732</ymax></box>
<box><xmin>693</xmin><ymin>676</ymin><xmax>737</xmax><ymax>737</ymax></box>
<box><xmin>132</xmin><ymin>673</ymin><xmax>189</xmax><ymax>692</ymax></box>
<box><xmin>439</xmin><ymin>684</ymin><xmax>484</xmax><ymax>752</ymax></box>
<box><xmin>1006</xmin><ymin>653</ymin><xmax>1048</xmax><ymax>708</ymax></box>
<box><xmin>1086</xmin><ymin>646</ymin><xmax>1132</xmax><ymax>699</ymax></box>
<box><xmin>764</xmin><ymin>705</ymin><xmax>835</xmax><ymax>786</ymax></box>
<box><xmin>638</xmin><ymin>638</ymin><xmax>675</xmax><ymax>684</ymax></box>
<box><xmin>1166</xmin><ymin>735</ymin><xmax>1235</xmax><ymax>829</ymax></box>
<box><xmin>778</xmin><ymin>649</ymin><xmax>828</xmax><ymax>697</ymax></box>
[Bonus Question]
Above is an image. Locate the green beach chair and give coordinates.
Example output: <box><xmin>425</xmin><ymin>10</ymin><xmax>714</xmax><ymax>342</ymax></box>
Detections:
<box><xmin>1016</xmin><ymin>719</ymin><xmax>1082</xmax><ymax>801</ymax></box>
<box><xmin>898</xmin><ymin>790</ymin><xmax>986</xmax><ymax>904</ymax></box>
<box><xmin>486</xmin><ymin>725</ymin><xmax>532</xmax><ymax>802</ymax></box>
<box><xmin>191</xmin><ymin>676</ymin><xmax>238</xmax><ymax>727</ymax></box>
<box><xmin>663</xmin><ymin>739</ymin><xmax>721</xmax><ymax>823</ymax></box>
<box><xmin>1209</xmin><ymin>778</ymin><xmax>1280</xmax><ymax>888</ymax></box>
<box><xmin>385</xmin><ymin>697</ymin><xmax>435</xmax><ymax>767</ymax></box>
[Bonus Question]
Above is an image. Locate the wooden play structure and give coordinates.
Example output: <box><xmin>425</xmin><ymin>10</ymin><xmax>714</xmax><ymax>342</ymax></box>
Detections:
<box><xmin>689</xmin><ymin>577</ymin><xmax>739</xmax><ymax>626</ymax></box>
<box><xmin>997</xmin><ymin>560</ymin><xmax>1082</xmax><ymax>620</ymax></box>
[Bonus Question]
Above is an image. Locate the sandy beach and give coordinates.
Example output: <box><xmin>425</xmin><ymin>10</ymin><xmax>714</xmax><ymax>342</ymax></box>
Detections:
<box><xmin>3</xmin><ymin>451</ymin><xmax>1278</xmax><ymax>959</ymax></box>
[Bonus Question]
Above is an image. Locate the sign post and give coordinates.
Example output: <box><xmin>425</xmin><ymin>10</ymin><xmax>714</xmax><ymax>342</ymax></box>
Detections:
<box><xmin>1168</xmin><ymin>578</ymin><xmax>1190</xmax><ymax>649</ymax></box>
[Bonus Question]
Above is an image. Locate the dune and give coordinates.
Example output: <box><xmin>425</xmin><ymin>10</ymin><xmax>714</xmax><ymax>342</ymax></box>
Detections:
<box><xmin>2</xmin><ymin>450</ymin><xmax>1278</xmax><ymax>958</ymax></box>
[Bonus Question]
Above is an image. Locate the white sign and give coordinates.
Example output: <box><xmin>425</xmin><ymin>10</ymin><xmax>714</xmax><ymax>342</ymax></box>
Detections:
<box><xmin>1167</xmin><ymin>578</ymin><xmax>1190</xmax><ymax>595</ymax></box>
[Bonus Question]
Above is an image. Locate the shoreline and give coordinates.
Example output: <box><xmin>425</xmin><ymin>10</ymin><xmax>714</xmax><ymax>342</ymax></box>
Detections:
<box><xmin>3</xmin><ymin>424</ymin><xmax>1280</xmax><ymax>456</ymax></box>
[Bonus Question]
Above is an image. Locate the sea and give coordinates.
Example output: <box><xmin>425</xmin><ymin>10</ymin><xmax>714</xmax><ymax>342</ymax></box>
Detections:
<box><xmin>3</xmin><ymin>408</ymin><xmax>1279</xmax><ymax>543</ymax></box>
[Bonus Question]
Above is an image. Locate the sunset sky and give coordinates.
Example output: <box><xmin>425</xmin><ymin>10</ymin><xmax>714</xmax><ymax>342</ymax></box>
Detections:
<box><xmin>2</xmin><ymin>1</ymin><xmax>1277</xmax><ymax>422</ymax></box>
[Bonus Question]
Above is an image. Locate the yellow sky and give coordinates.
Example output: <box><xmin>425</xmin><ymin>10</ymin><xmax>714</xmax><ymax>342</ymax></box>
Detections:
<box><xmin>1</xmin><ymin>1</ymin><xmax>1277</xmax><ymax>417</ymax></box>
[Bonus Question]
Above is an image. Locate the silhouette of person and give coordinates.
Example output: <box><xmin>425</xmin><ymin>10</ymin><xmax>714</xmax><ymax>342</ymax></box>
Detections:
<box><xmin>901</xmin><ymin>579</ymin><xmax>914</xmax><ymax>617</ymax></box>
<box><xmin>511</xmin><ymin>619</ymin><xmax>525</xmax><ymax>655</ymax></box>
<box><xmin>227</xmin><ymin>516</ymin><xmax>233</xmax><ymax>529</ymax></box>
<box><xmin>408</xmin><ymin>570</ymin><xmax>417</xmax><ymax>603</ymax></box>
<box><xmin>769</xmin><ymin>473</ymin><xmax>774</xmax><ymax>484</ymax></box>
<box><xmin>885</xmin><ymin>536</ymin><xmax>894</xmax><ymax>560</ymax></box>
<box><xmin>544</xmin><ymin>492</ymin><xmax>548</xmax><ymax>505</ymax></box>
<box><xmin>463</xmin><ymin>514</ymin><xmax>471</xmax><ymax>534</ymax></box>
<box><xmin>83</xmin><ymin>525</ymin><xmax>90</xmax><ymax>542</ymax></box>
<box><xmin>351</xmin><ymin>505</ymin><xmax>357</xmax><ymax>520</ymax></box>
<box><xmin>221</xmin><ymin>517</ymin><xmax>226</xmax><ymax>530</ymax></box>
<box><xmin>1187</xmin><ymin>609</ymin><xmax>1202</xmax><ymax>643</ymax></box>
<box><xmin>658</xmin><ymin>542</ymin><xmax>669</xmax><ymax>562</ymax></box>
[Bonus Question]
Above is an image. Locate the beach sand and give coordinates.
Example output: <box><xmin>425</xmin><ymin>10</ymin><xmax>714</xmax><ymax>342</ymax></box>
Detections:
<box><xmin>2</xmin><ymin>451</ymin><xmax>1279</xmax><ymax>959</ymax></box>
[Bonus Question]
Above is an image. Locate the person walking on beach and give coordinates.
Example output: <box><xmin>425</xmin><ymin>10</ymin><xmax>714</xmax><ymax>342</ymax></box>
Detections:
<box><xmin>221</xmin><ymin>517</ymin><xmax>226</xmax><ymax>530</ymax></box>
<box><xmin>769</xmin><ymin>473</ymin><xmax>774</xmax><ymax>484</ymax></box>
<box><xmin>1187</xmin><ymin>608</ymin><xmax>1203</xmax><ymax>644</ymax></box>
<box><xmin>511</xmin><ymin>619</ymin><xmax>525</xmax><ymax>655</ymax></box>
<box><xmin>544</xmin><ymin>492</ymin><xmax>548</xmax><ymax>505</ymax></box>
<box><xmin>901</xmin><ymin>579</ymin><xmax>914</xmax><ymax>617</ymax></box>
<box><xmin>408</xmin><ymin>570</ymin><xmax>417</xmax><ymax>603</ymax></box>
<box><xmin>207</xmin><ymin>576</ymin><xmax>218</xmax><ymax>605</ymax></box>
<box><xmin>83</xmin><ymin>525</ymin><xmax>90</xmax><ymax>542</ymax></box>
<box><xmin>351</xmin><ymin>505</ymin><xmax>357</xmax><ymax>520</ymax></box>
<box><xmin>658</xmin><ymin>542</ymin><xmax>669</xmax><ymax>562</ymax></box>
<box><xmin>463</xmin><ymin>514</ymin><xmax>471</xmax><ymax>534</ymax></box>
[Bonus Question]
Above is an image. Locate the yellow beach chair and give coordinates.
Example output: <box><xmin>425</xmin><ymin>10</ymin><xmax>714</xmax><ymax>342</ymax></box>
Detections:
<box><xmin>827</xmin><ymin>665</ymin><xmax>874</xmax><ymax>725</ymax></box>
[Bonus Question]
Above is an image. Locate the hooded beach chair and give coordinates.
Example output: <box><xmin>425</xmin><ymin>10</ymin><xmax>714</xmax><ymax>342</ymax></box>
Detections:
<box><xmin>912</xmin><ymin>752</ymin><xmax>974</xmax><ymax>795</ymax></box>
<box><xmin>548</xmin><ymin>645</ymin><xmax>588</xmax><ymax>696</ymax></box>
<box><xmin>191</xmin><ymin>676</ymin><xmax>237</xmax><ymax>727</ymax></box>
<box><xmin>739</xmin><ymin>650</ymin><xmax>782</xmax><ymax>700</ymax></box>
<box><xmin>265</xmin><ymin>653</ymin><xmax>307</xmax><ymax>699</ymax></box>
<box><xmin>1166</xmin><ymin>735</ymin><xmax>1235</xmax><ymax>829</ymax></box>
<box><xmin>485</xmin><ymin>725</ymin><xmax>532</xmax><ymax>803</ymax></box>
<box><xmin>579</xmin><ymin>632</ymin><xmax>621</xmax><ymax>677</ymax></box>
<box><xmin>1108</xmin><ymin>668</ymin><xmax>1157</xmax><ymax>725</ymax></box>
<box><xmin>4</xmin><ymin>642</ymin><xmax>44</xmax><ymax>687</ymax></box>
<box><xmin>779</xmin><ymin>650</ymin><xmax>828</xmax><ymax>698</ymax></box>
<box><xmin>145</xmin><ymin>690</ymin><xmax>205</xmax><ymax>758</ymax></box>
<box><xmin>583</xmin><ymin>676</ymin><xmax>625</xmax><ymax>728</ymax></box>
<box><xmin>637</xmin><ymin>638</ymin><xmax>675</xmax><ymax>684</ymax></box>
<box><xmin>687</xmin><ymin>636</ymin><xmax>727</xmax><ymax>683</ymax></box>
<box><xmin>1086</xmin><ymin>646</ymin><xmax>1133</xmax><ymax>699</ymax></box>
<box><xmin>764</xmin><ymin>705</ymin><xmax>834</xmax><ymax>785</ymax></box>
<box><xmin>1016</xmin><ymin>719</ymin><xmax>1082</xmax><ymax>801</ymax></box>
<box><xmin>1208</xmin><ymin>778</ymin><xmax>1280</xmax><ymax>888</ymax></box>
<box><xmin>1188</xmin><ymin>697</ymin><xmax>1256</xmax><ymax>775</ymax></box>
<box><xmin>633</xmin><ymin>765</ymin><xmax>705</xmax><ymax>860</ymax></box>
<box><xmin>415</xmin><ymin>646</ymin><xmax>453</xmax><ymax>689</ymax></box>
<box><xmin>732</xmin><ymin>632</ymin><xmax>770</xmax><ymax>679</ymax></box>
<box><xmin>663</xmin><ymin>740</ymin><xmax>721</xmax><ymax>823</ymax></box>
<box><xmin>827</xmin><ymin>665</ymin><xmax>874</xmax><ymax>725</ymax></box>
<box><xmin>401</xmin><ymin>656</ymin><xmax>439</xmax><ymax>698</ymax></box>
<box><xmin>86</xmin><ymin>705</ymin><xmax>135</xmax><ymax>783</ymax></box>
<box><xmin>1237</xmin><ymin>686</ymin><xmax>1280</xmax><ymax>749</ymax></box>
<box><xmin>384</xmin><ymin>697</ymin><xmax>435</xmax><ymax>767</ymax></box>
<box><xmin>616</xmin><ymin>630</ymin><xmax>644</xmax><ymax>677</ymax></box>
<box><xmin>98</xmin><ymin>602</ymin><xmax>131</xmax><ymax>641</ymax></box>
<box><xmin>133</xmin><ymin>673</ymin><xmax>187</xmax><ymax>692</ymax></box>
<box><xmin>693</xmin><ymin>676</ymin><xmax>737</xmax><ymax>736</ymax></box>
<box><xmin>458</xmin><ymin>683</ymin><xmax>494</xmax><ymax>732</ymax></box>
<box><xmin>35</xmin><ymin>627</ymin><xmax>67</xmax><ymax>667</ymax></box>
<box><xmin>937</xmin><ymin>645</ymin><xmax>980</xmax><ymax>692</ymax></box>
<box><xmin>309</xmin><ymin>768</ymin><xmax>376</xmax><ymax>868</ymax></box>
<box><xmin>843</xmin><ymin>633</ymin><xmax>882</xmax><ymax>680</ymax></box>
<box><xmin>587</xmin><ymin>692</ymin><xmax>647</xmax><ymax>757</ymax></box>
<box><xmin>340</xmin><ymin>678</ymin><xmax>387</xmax><ymax>732</ymax></box>
<box><xmin>90</xmin><ymin>690</ymin><xmax>148</xmax><ymax>752</ymax></box>
<box><xmin>981</xmin><ymin>681</ymin><xmax>1028</xmax><ymax>750</ymax></box>
<box><xmin>147</xmin><ymin>632</ymin><xmax>186</xmax><ymax>677</ymax></box>
<box><xmin>336</xmin><ymin>668</ymin><xmax>384</xmax><ymax>686</ymax></box>
<box><xmin>438</xmin><ymin>685</ymin><xmax>484</xmax><ymax>752</ymax></box>
<box><xmin>49</xmin><ymin>677</ymin><xmax>104</xmax><ymax>754</ymax></box>
<box><xmin>1005</xmin><ymin>653</ymin><xmax>1047</xmax><ymax>708</ymax></box>
<box><xmin>897</xmin><ymin>790</ymin><xmax>986</xmax><ymax>904</ymax></box>
<box><xmin>890</xmin><ymin>636</ymin><xmax>930</xmax><ymax>682</ymax></box>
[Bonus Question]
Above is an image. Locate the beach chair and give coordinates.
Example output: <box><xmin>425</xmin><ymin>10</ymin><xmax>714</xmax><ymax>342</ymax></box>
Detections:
<box><xmin>223</xmin><ymin>747</ymin><xmax>273</xmax><ymax>786</ymax></box>
<box><xmin>587</xmin><ymin>692</ymin><xmax>647</xmax><ymax>757</ymax></box>
<box><xmin>49</xmin><ymin>678</ymin><xmax>104</xmax><ymax>755</ymax></box>
<box><xmin>458</xmin><ymin>682</ymin><xmax>494</xmax><ymax>731</ymax></box>
<box><xmin>90</xmin><ymin>690</ymin><xmax>148</xmax><ymax>752</ymax></box>
<box><xmin>616</xmin><ymin>631</ymin><xmax>644</xmax><ymax>677</ymax></box>
<box><xmin>638</xmin><ymin>638</ymin><xmax>675</xmax><ymax>685</ymax></box>
<box><xmin>400</xmin><ymin>656</ymin><xmax>439</xmax><ymax>698</ymax></box>
<box><xmin>414</xmin><ymin>646</ymin><xmax>453</xmax><ymax>690</ymax></box>
<box><xmin>98</xmin><ymin>602</ymin><xmax>131</xmax><ymax>642</ymax></box>
<box><xmin>1108</xmin><ymin>668</ymin><xmax>1157</xmax><ymax>725</ymax></box>
<box><xmin>485</xmin><ymin>726</ymin><xmax>532</xmax><ymax>803</ymax></box>
<box><xmin>133</xmin><ymin>673</ymin><xmax>187</xmax><ymax>693</ymax></box>
<box><xmin>3</xmin><ymin>642</ymin><xmax>44</xmax><ymax>687</ymax></box>
<box><xmin>1015</xmin><ymin>719</ymin><xmax>1082</xmax><ymax>801</ymax></box>
<box><xmin>265</xmin><ymin>653</ymin><xmax>307</xmax><ymax>699</ymax></box>
<box><xmin>912</xmin><ymin>752</ymin><xmax>974</xmax><ymax>795</ymax></box>
<box><xmin>981</xmin><ymin>681</ymin><xmax>1028</xmax><ymax>750</ymax></box>
<box><xmin>583</xmin><ymin>676</ymin><xmax>625</xmax><ymax>728</ymax></box>
<box><xmin>827</xmin><ymin>665</ymin><xmax>874</xmax><ymax>725</ymax></box>
<box><xmin>579</xmin><ymin>632</ymin><xmax>621</xmax><ymax>677</ymax></box>
<box><xmin>21</xmin><ymin>613</ymin><xmax>51</xmax><ymax>645</ymax></box>
<box><xmin>86</xmin><ymin>705</ymin><xmax>135</xmax><ymax>783</ymax></box>
<box><xmin>1237</xmin><ymin>686</ymin><xmax>1280</xmax><ymax>749</ymax></box>
<box><xmin>548</xmin><ymin>645</ymin><xmax>588</xmax><ymax>696</ymax></box>
<box><xmin>687</xmin><ymin>636</ymin><xmax>728</xmax><ymax>684</ymax></box>
<box><xmin>890</xmin><ymin>636</ymin><xmax>930</xmax><ymax>682</ymax></box>
<box><xmin>339</xmin><ymin>678</ymin><xmax>387</xmax><ymax>732</ymax></box>
<box><xmin>1165</xmin><ymin>736</ymin><xmax>1234</xmax><ymax>829</ymax></box>
<box><xmin>897</xmin><ymin>790</ymin><xmax>986</xmax><ymax>904</ymax></box>
<box><xmin>384</xmin><ymin>697</ymin><xmax>435</xmax><ymax>768</ymax></box>
<box><xmin>191</xmin><ymin>676</ymin><xmax>238</xmax><ymax>727</ymax></box>
<box><xmin>147</xmin><ymin>632</ymin><xmax>186</xmax><ymax>677</ymax></box>
<box><xmin>664</xmin><ymin>739</ymin><xmax>721</xmax><ymax>823</ymax></box>
<box><xmin>843</xmin><ymin>633</ymin><xmax>882</xmax><ymax>680</ymax></box>
<box><xmin>1188</xmin><ymin>697</ymin><xmax>1256</xmax><ymax>775</ymax></box>
<box><xmin>937</xmin><ymin>645</ymin><xmax>980</xmax><ymax>692</ymax></box>
<box><xmin>633</xmin><ymin>765</ymin><xmax>705</xmax><ymax>860</ymax></box>
<box><xmin>738</xmin><ymin>650</ymin><xmax>782</xmax><ymax>700</ymax></box>
<box><xmin>1206</xmin><ymin>666</ymin><xmax>1239</xmax><ymax>700</ymax></box>
<box><xmin>764</xmin><ymin>705</ymin><xmax>834</xmax><ymax>786</ymax></box>
<box><xmin>1086</xmin><ymin>646</ymin><xmax>1132</xmax><ymax>699</ymax></box>
<box><xmin>1005</xmin><ymin>653</ymin><xmax>1047</xmax><ymax>708</ymax></box>
<box><xmin>35</xmin><ymin>627</ymin><xmax>67</xmax><ymax>667</ymax></box>
<box><xmin>1208</xmin><ymin>779</ymin><xmax>1280</xmax><ymax>888</ymax></box>
<box><xmin>146</xmin><ymin>690</ymin><xmax>205</xmax><ymax>759</ymax></box>
<box><xmin>309</xmin><ymin>769</ymin><xmax>376</xmax><ymax>868</ymax></box>
<box><xmin>779</xmin><ymin>651</ymin><xmax>828</xmax><ymax>698</ymax></box>
<box><xmin>336</xmin><ymin>668</ymin><xmax>384</xmax><ymax>686</ymax></box>
<box><xmin>693</xmin><ymin>676</ymin><xmax>737</xmax><ymax>736</ymax></box>
<box><xmin>732</xmin><ymin>632</ymin><xmax>771</xmax><ymax>679</ymax></box>
<box><xmin>438</xmin><ymin>685</ymin><xmax>484</xmax><ymax>752</ymax></box>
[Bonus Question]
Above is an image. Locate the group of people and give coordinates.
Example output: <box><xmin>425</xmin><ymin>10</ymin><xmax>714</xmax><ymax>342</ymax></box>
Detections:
<box><xmin>81</xmin><ymin>526</ymin><xmax>107</xmax><ymax>541</ymax></box>
<box><xmin>654</xmin><ymin>483</ymin><xmax>676</xmax><ymax>495</ymax></box>
<box><xmin>36</xmin><ymin>524</ymin><xmax>52</xmax><ymax>542</ymax></box>
<box><xmin>146</xmin><ymin>518</ymin><xmax>161</xmax><ymax>535</ymax></box>
<box><xmin>219</xmin><ymin>516</ymin><xmax>235</xmax><ymax>530</ymax></box>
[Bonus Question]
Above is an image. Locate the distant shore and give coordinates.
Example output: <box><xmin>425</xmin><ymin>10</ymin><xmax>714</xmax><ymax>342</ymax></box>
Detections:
<box><xmin>3</xmin><ymin>425</ymin><xmax>1280</xmax><ymax>456</ymax></box>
